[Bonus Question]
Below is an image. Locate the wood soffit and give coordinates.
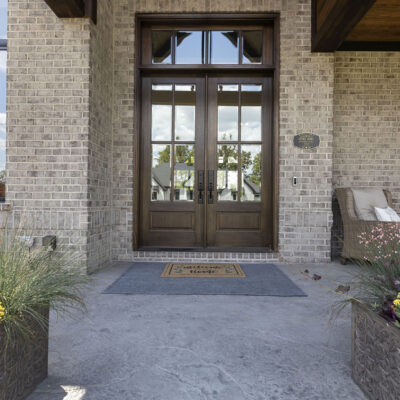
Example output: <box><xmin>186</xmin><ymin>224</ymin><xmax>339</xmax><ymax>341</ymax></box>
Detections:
<box><xmin>347</xmin><ymin>0</ymin><xmax>400</xmax><ymax>42</ymax></box>
<box><xmin>43</xmin><ymin>0</ymin><xmax>399</xmax><ymax>51</ymax></box>
<box><xmin>313</xmin><ymin>0</ymin><xmax>400</xmax><ymax>52</ymax></box>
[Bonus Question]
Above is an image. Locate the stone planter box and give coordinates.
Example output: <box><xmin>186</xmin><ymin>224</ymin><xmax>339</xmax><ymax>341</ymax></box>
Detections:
<box><xmin>0</xmin><ymin>308</ymin><xmax>49</xmax><ymax>400</ymax></box>
<box><xmin>352</xmin><ymin>301</ymin><xmax>400</xmax><ymax>400</ymax></box>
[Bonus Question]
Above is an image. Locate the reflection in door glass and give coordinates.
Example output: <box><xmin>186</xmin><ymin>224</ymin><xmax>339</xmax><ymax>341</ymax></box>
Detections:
<box><xmin>243</xmin><ymin>31</ymin><xmax>263</xmax><ymax>64</ymax></box>
<box><xmin>241</xmin><ymin>84</ymin><xmax>262</xmax><ymax>141</ymax></box>
<box><xmin>176</xmin><ymin>31</ymin><xmax>203</xmax><ymax>64</ymax></box>
<box><xmin>151</xmin><ymin>144</ymin><xmax>171</xmax><ymax>201</ymax></box>
<box><xmin>175</xmin><ymin>85</ymin><xmax>196</xmax><ymax>141</ymax></box>
<box><xmin>151</xmin><ymin>85</ymin><xmax>172</xmax><ymax>141</ymax></box>
<box><xmin>241</xmin><ymin>145</ymin><xmax>262</xmax><ymax>202</ymax></box>
<box><xmin>217</xmin><ymin>145</ymin><xmax>238</xmax><ymax>201</ymax></box>
<box><xmin>174</xmin><ymin>144</ymin><xmax>195</xmax><ymax>201</ymax></box>
<box><xmin>210</xmin><ymin>31</ymin><xmax>239</xmax><ymax>64</ymax></box>
<box><xmin>217</xmin><ymin>85</ymin><xmax>238</xmax><ymax>141</ymax></box>
<box><xmin>152</xmin><ymin>31</ymin><xmax>173</xmax><ymax>64</ymax></box>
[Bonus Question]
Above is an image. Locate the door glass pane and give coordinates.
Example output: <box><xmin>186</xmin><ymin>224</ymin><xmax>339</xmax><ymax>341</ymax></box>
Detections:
<box><xmin>176</xmin><ymin>31</ymin><xmax>203</xmax><ymax>64</ymax></box>
<box><xmin>152</xmin><ymin>31</ymin><xmax>173</xmax><ymax>64</ymax></box>
<box><xmin>241</xmin><ymin>145</ymin><xmax>262</xmax><ymax>202</ymax></box>
<box><xmin>175</xmin><ymin>85</ymin><xmax>196</xmax><ymax>141</ymax></box>
<box><xmin>210</xmin><ymin>31</ymin><xmax>239</xmax><ymax>64</ymax></box>
<box><xmin>217</xmin><ymin>145</ymin><xmax>238</xmax><ymax>201</ymax></box>
<box><xmin>152</xmin><ymin>85</ymin><xmax>172</xmax><ymax>141</ymax></box>
<box><xmin>241</xmin><ymin>84</ymin><xmax>262</xmax><ymax>141</ymax></box>
<box><xmin>218</xmin><ymin>84</ymin><xmax>238</xmax><ymax>141</ymax></box>
<box><xmin>151</xmin><ymin>144</ymin><xmax>171</xmax><ymax>201</ymax></box>
<box><xmin>243</xmin><ymin>31</ymin><xmax>263</xmax><ymax>64</ymax></box>
<box><xmin>174</xmin><ymin>145</ymin><xmax>195</xmax><ymax>201</ymax></box>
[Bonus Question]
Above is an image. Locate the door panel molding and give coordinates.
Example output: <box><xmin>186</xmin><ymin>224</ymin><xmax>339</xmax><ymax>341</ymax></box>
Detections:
<box><xmin>216</xmin><ymin>212</ymin><xmax>261</xmax><ymax>231</ymax></box>
<box><xmin>150</xmin><ymin>212</ymin><xmax>195</xmax><ymax>230</ymax></box>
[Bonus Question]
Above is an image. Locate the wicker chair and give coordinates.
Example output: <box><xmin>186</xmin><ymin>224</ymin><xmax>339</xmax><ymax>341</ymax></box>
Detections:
<box><xmin>335</xmin><ymin>188</ymin><xmax>394</xmax><ymax>264</ymax></box>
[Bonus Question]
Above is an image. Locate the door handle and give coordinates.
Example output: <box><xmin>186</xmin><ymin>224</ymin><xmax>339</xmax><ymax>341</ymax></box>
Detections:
<box><xmin>208</xmin><ymin>170</ymin><xmax>214</xmax><ymax>204</ymax></box>
<box><xmin>198</xmin><ymin>170</ymin><xmax>204</xmax><ymax>204</ymax></box>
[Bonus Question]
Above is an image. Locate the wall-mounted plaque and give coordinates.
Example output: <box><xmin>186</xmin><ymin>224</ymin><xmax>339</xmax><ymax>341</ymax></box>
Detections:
<box><xmin>294</xmin><ymin>133</ymin><xmax>320</xmax><ymax>149</ymax></box>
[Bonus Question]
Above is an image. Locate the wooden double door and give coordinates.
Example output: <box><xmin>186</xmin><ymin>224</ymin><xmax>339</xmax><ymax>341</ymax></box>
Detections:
<box><xmin>139</xmin><ymin>75</ymin><xmax>273</xmax><ymax>249</ymax></box>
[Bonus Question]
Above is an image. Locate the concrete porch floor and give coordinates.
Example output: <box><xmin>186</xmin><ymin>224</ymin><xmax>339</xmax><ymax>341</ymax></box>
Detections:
<box><xmin>28</xmin><ymin>261</ymin><xmax>366</xmax><ymax>400</ymax></box>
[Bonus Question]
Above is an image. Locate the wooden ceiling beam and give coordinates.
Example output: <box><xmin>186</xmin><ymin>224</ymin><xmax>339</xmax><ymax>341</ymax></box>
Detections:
<box><xmin>312</xmin><ymin>0</ymin><xmax>377</xmax><ymax>52</ymax></box>
<box><xmin>85</xmin><ymin>0</ymin><xmax>97</xmax><ymax>25</ymax></box>
<box><xmin>44</xmin><ymin>0</ymin><xmax>97</xmax><ymax>24</ymax></box>
<box><xmin>44</xmin><ymin>0</ymin><xmax>85</xmax><ymax>18</ymax></box>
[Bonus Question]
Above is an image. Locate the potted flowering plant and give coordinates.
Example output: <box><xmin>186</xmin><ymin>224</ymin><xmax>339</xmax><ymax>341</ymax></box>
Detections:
<box><xmin>0</xmin><ymin>227</ymin><xmax>89</xmax><ymax>400</ymax></box>
<box><xmin>339</xmin><ymin>223</ymin><xmax>400</xmax><ymax>400</ymax></box>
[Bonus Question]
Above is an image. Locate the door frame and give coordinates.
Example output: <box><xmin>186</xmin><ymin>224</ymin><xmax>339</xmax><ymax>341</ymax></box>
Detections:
<box><xmin>133</xmin><ymin>13</ymin><xmax>280</xmax><ymax>252</ymax></box>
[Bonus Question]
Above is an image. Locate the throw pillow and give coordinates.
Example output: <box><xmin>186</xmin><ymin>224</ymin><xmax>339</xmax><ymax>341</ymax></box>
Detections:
<box><xmin>374</xmin><ymin>206</ymin><xmax>400</xmax><ymax>222</ymax></box>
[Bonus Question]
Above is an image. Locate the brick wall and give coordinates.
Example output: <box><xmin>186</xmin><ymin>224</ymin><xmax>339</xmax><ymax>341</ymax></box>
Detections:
<box><xmin>6</xmin><ymin>0</ymin><xmax>91</xmax><ymax>265</ymax></box>
<box><xmin>112</xmin><ymin>0</ymin><xmax>134</xmax><ymax>261</ymax></box>
<box><xmin>7</xmin><ymin>1</ymin><xmax>400</xmax><ymax>267</ymax></box>
<box><xmin>87</xmin><ymin>0</ymin><xmax>114</xmax><ymax>272</ymax></box>
<box><xmin>112</xmin><ymin>0</ymin><xmax>334</xmax><ymax>263</ymax></box>
<box><xmin>6</xmin><ymin>0</ymin><xmax>335</xmax><ymax>268</ymax></box>
<box><xmin>279</xmin><ymin>1</ymin><xmax>334</xmax><ymax>262</ymax></box>
<box><xmin>333</xmin><ymin>52</ymin><xmax>400</xmax><ymax>212</ymax></box>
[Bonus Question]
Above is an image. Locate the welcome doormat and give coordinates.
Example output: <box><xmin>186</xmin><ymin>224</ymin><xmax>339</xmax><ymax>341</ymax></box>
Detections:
<box><xmin>103</xmin><ymin>262</ymin><xmax>307</xmax><ymax>296</ymax></box>
<box><xmin>161</xmin><ymin>263</ymin><xmax>246</xmax><ymax>278</ymax></box>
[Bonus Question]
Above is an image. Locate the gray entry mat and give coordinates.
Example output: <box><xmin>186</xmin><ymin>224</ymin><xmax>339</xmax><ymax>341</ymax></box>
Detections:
<box><xmin>103</xmin><ymin>263</ymin><xmax>307</xmax><ymax>297</ymax></box>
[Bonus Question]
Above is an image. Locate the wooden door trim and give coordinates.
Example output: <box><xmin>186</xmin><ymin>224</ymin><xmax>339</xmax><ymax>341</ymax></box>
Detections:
<box><xmin>133</xmin><ymin>14</ymin><xmax>280</xmax><ymax>252</ymax></box>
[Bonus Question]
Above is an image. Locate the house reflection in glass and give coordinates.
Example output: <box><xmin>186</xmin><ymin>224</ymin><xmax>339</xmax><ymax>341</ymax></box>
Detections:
<box><xmin>151</xmin><ymin>162</ymin><xmax>194</xmax><ymax>201</ymax></box>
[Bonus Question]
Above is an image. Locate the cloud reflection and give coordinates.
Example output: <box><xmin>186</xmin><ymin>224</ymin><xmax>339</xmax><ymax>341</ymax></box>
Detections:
<box><xmin>241</xmin><ymin>106</ymin><xmax>261</xmax><ymax>141</ymax></box>
<box><xmin>175</xmin><ymin>106</ymin><xmax>195</xmax><ymax>141</ymax></box>
<box><xmin>152</xmin><ymin>105</ymin><xmax>172</xmax><ymax>141</ymax></box>
<box><xmin>218</xmin><ymin>106</ymin><xmax>238</xmax><ymax>141</ymax></box>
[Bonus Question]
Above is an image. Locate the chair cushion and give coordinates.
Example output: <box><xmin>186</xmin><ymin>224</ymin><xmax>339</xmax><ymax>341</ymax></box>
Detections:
<box><xmin>374</xmin><ymin>206</ymin><xmax>400</xmax><ymax>222</ymax></box>
<box><xmin>352</xmin><ymin>188</ymin><xmax>389</xmax><ymax>221</ymax></box>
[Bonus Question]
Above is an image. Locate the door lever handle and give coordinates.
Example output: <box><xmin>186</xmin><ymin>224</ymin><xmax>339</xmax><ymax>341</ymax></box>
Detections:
<box><xmin>198</xmin><ymin>170</ymin><xmax>204</xmax><ymax>204</ymax></box>
<box><xmin>207</xmin><ymin>170</ymin><xmax>214</xmax><ymax>204</ymax></box>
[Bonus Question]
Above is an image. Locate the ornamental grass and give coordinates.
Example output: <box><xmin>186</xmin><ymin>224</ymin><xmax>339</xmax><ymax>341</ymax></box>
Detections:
<box><xmin>0</xmin><ymin>225</ymin><xmax>89</xmax><ymax>351</ymax></box>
